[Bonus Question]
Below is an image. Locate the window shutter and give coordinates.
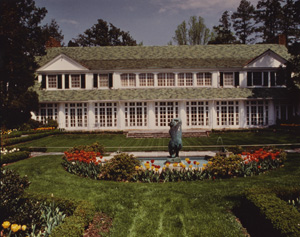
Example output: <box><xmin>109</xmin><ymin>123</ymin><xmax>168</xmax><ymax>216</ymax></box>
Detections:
<box><xmin>234</xmin><ymin>72</ymin><xmax>239</xmax><ymax>87</ymax></box>
<box><xmin>271</xmin><ymin>72</ymin><xmax>276</xmax><ymax>86</ymax></box>
<box><xmin>263</xmin><ymin>72</ymin><xmax>269</xmax><ymax>86</ymax></box>
<box><xmin>41</xmin><ymin>75</ymin><xmax>46</xmax><ymax>89</ymax></box>
<box><xmin>93</xmin><ymin>74</ymin><xmax>98</xmax><ymax>88</ymax></box>
<box><xmin>81</xmin><ymin>74</ymin><xmax>86</xmax><ymax>88</ymax></box>
<box><xmin>57</xmin><ymin>75</ymin><xmax>62</xmax><ymax>89</ymax></box>
<box><xmin>247</xmin><ymin>72</ymin><xmax>252</xmax><ymax>86</ymax></box>
<box><xmin>65</xmin><ymin>74</ymin><xmax>69</xmax><ymax>89</ymax></box>
<box><xmin>220</xmin><ymin>72</ymin><xmax>223</xmax><ymax>87</ymax></box>
<box><xmin>109</xmin><ymin>73</ymin><xmax>113</xmax><ymax>88</ymax></box>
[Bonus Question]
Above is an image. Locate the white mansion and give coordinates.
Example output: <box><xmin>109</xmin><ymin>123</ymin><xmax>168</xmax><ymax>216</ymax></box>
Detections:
<box><xmin>32</xmin><ymin>44</ymin><xmax>296</xmax><ymax>131</ymax></box>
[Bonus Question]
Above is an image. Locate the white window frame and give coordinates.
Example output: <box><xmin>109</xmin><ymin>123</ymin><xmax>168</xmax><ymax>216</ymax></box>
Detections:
<box><xmin>216</xmin><ymin>101</ymin><xmax>239</xmax><ymax>127</ymax></box>
<box><xmin>246</xmin><ymin>100</ymin><xmax>269</xmax><ymax>126</ymax></box>
<box><xmin>121</xmin><ymin>73</ymin><xmax>136</xmax><ymax>87</ymax></box>
<box><xmin>178</xmin><ymin>73</ymin><xmax>193</xmax><ymax>86</ymax></box>
<box><xmin>157</xmin><ymin>73</ymin><xmax>175</xmax><ymax>87</ymax></box>
<box><xmin>99</xmin><ymin>74</ymin><xmax>109</xmax><ymax>88</ymax></box>
<box><xmin>71</xmin><ymin>75</ymin><xmax>80</xmax><ymax>88</ymax></box>
<box><xmin>94</xmin><ymin>102</ymin><xmax>117</xmax><ymax>128</ymax></box>
<box><xmin>139</xmin><ymin>73</ymin><xmax>154</xmax><ymax>87</ymax></box>
<box><xmin>186</xmin><ymin>101</ymin><xmax>209</xmax><ymax>127</ymax></box>
<box><xmin>47</xmin><ymin>75</ymin><xmax>57</xmax><ymax>89</ymax></box>
<box><xmin>223</xmin><ymin>73</ymin><xmax>234</xmax><ymax>87</ymax></box>
<box><xmin>196</xmin><ymin>73</ymin><xmax>212</xmax><ymax>86</ymax></box>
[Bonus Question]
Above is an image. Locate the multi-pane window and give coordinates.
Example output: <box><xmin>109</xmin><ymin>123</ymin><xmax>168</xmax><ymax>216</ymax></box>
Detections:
<box><xmin>139</xmin><ymin>73</ymin><xmax>154</xmax><ymax>87</ymax></box>
<box><xmin>94</xmin><ymin>103</ymin><xmax>117</xmax><ymax>128</ymax></box>
<box><xmin>48</xmin><ymin>75</ymin><xmax>57</xmax><ymax>88</ymax></box>
<box><xmin>197</xmin><ymin>73</ymin><xmax>212</xmax><ymax>86</ymax></box>
<box><xmin>71</xmin><ymin>75</ymin><xmax>80</xmax><ymax>88</ymax></box>
<box><xmin>246</xmin><ymin>101</ymin><xmax>268</xmax><ymax>126</ymax></box>
<box><xmin>121</xmin><ymin>73</ymin><xmax>136</xmax><ymax>87</ymax></box>
<box><xmin>155</xmin><ymin>102</ymin><xmax>178</xmax><ymax>127</ymax></box>
<box><xmin>65</xmin><ymin>103</ymin><xmax>88</xmax><ymax>128</ymax></box>
<box><xmin>186</xmin><ymin>101</ymin><xmax>209</xmax><ymax>127</ymax></box>
<box><xmin>35</xmin><ymin>103</ymin><xmax>58</xmax><ymax>124</ymax></box>
<box><xmin>157</xmin><ymin>73</ymin><xmax>175</xmax><ymax>87</ymax></box>
<box><xmin>224</xmin><ymin>73</ymin><xmax>234</xmax><ymax>86</ymax></box>
<box><xmin>178</xmin><ymin>73</ymin><xmax>193</xmax><ymax>86</ymax></box>
<box><xmin>99</xmin><ymin>74</ymin><xmax>109</xmax><ymax>87</ymax></box>
<box><xmin>247</xmin><ymin>71</ymin><xmax>285</xmax><ymax>87</ymax></box>
<box><xmin>125</xmin><ymin>102</ymin><xmax>148</xmax><ymax>127</ymax></box>
<box><xmin>216</xmin><ymin>101</ymin><xmax>239</xmax><ymax>126</ymax></box>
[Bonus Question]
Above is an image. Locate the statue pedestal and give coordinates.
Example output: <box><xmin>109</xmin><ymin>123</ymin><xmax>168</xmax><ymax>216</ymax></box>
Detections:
<box><xmin>165</xmin><ymin>157</ymin><xmax>181</xmax><ymax>164</ymax></box>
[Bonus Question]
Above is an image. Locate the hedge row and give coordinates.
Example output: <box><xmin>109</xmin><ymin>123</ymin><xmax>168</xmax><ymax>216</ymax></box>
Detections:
<box><xmin>0</xmin><ymin>151</ymin><xmax>30</xmax><ymax>165</ymax></box>
<box><xmin>24</xmin><ymin>192</ymin><xmax>97</xmax><ymax>237</ymax></box>
<box><xmin>242</xmin><ymin>187</ymin><xmax>300</xmax><ymax>237</ymax></box>
<box><xmin>2</xmin><ymin>130</ymin><xmax>60</xmax><ymax>146</ymax></box>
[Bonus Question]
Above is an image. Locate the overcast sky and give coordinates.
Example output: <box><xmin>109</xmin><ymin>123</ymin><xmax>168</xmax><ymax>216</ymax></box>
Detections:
<box><xmin>34</xmin><ymin>0</ymin><xmax>260</xmax><ymax>46</ymax></box>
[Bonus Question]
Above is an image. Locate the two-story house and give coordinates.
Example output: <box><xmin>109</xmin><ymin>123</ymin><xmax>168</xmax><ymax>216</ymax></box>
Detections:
<box><xmin>32</xmin><ymin>44</ymin><xmax>296</xmax><ymax>131</ymax></box>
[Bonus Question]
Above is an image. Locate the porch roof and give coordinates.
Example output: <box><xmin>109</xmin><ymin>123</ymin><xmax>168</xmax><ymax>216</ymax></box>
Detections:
<box><xmin>35</xmin><ymin>86</ymin><xmax>291</xmax><ymax>102</ymax></box>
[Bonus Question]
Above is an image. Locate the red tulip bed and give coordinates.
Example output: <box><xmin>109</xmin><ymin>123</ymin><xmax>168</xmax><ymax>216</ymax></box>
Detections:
<box><xmin>62</xmin><ymin>147</ymin><xmax>286</xmax><ymax>182</ymax></box>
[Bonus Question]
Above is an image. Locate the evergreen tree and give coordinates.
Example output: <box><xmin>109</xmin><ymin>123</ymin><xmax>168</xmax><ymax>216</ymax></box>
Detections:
<box><xmin>209</xmin><ymin>11</ymin><xmax>237</xmax><ymax>44</ymax></box>
<box><xmin>73</xmin><ymin>19</ymin><xmax>137</xmax><ymax>46</ymax></box>
<box><xmin>0</xmin><ymin>0</ymin><xmax>47</xmax><ymax>129</ymax></box>
<box><xmin>255</xmin><ymin>0</ymin><xmax>284</xmax><ymax>43</ymax></box>
<box><xmin>172</xmin><ymin>16</ymin><xmax>212</xmax><ymax>45</ymax></box>
<box><xmin>231</xmin><ymin>0</ymin><xmax>256</xmax><ymax>44</ymax></box>
<box><xmin>43</xmin><ymin>19</ymin><xmax>64</xmax><ymax>46</ymax></box>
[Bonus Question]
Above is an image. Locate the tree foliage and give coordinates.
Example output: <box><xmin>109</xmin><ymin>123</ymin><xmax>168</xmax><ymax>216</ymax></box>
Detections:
<box><xmin>71</xmin><ymin>19</ymin><xmax>137</xmax><ymax>46</ymax></box>
<box><xmin>0</xmin><ymin>0</ymin><xmax>48</xmax><ymax>129</ymax></box>
<box><xmin>173</xmin><ymin>16</ymin><xmax>213</xmax><ymax>45</ymax></box>
<box><xmin>231</xmin><ymin>0</ymin><xmax>256</xmax><ymax>44</ymax></box>
<box><xmin>209</xmin><ymin>11</ymin><xmax>237</xmax><ymax>44</ymax></box>
<box><xmin>43</xmin><ymin>19</ymin><xmax>64</xmax><ymax>47</ymax></box>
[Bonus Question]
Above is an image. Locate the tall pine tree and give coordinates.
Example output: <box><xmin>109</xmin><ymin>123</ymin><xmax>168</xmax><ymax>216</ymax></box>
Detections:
<box><xmin>0</xmin><ymin>0</ymin><xmax>48</xmax><ymax>129</ymax></box>
<box><xmin>231</xmin><ymin>0</ymin><xmax>256</xmax><ymax>44</ymax></box>
<box><xmin>209</xmin><ymin>11</ymin><xmax>237</xmax><ymax>44</ymax></box>
<box><xmin>255</xmin><ymin>0</ymin><xmax>284</xmax><ymax>43</ymax></box>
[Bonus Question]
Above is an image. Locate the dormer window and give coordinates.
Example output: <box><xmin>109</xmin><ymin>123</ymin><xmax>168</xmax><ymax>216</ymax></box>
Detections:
<box><xmin>224</xmin><ymin>73</ymin><xmax>234</xmax><ymax>87</ymax></box>
<box><xmin>71</xmin><ymin>75</ymin><xmax>80</xmax><ymax>88</ymax></box>
<box><xmin>48</xmin><ymin>75</ymin><xmax>57</xmax><ymax>88</ymax></box>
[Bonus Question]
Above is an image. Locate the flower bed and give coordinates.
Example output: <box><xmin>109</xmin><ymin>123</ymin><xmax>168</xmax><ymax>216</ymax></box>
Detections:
<box><xmin>62</xmin><ymin>146</ymin><xmax>286</xmax><ymax>182</ymax></box>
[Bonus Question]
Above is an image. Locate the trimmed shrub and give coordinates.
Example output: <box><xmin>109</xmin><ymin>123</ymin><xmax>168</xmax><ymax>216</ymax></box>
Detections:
<box><xmin>1</xmin><ymin>151</ymin><xmax>30</xmax><ymax>165</ymax></box>
<box><xmin>203</xmin><ymin>154</ymin><xmax>244</xmax><ymax>179</ymax></box>
<box><xmin>0</xmin><ymin>168</ymin><xmax>30</xmax><ymax>223</ymax></box>
<box><xmin>99</xmin><ymin>153</ymin><xmax>141</xmax><ymax>181</ymax></box>
<box><xmin>50</xmin><ymin>201</ymin><xmax>96</xmax><ymax>237</ymax></box>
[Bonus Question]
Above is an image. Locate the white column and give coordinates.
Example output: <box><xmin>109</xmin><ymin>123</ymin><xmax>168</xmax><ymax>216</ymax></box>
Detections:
<box><xmin>239</xmin><ymin>101</ymin><xmax>246</xmax><ymax>128</ymax></box>
<box><xmin>113</xmin><ymin>73</ymin><xmax>121</xmax><ymax>89</ymax></box>
<box><xmin>212</xmin><ymin>72</ymin><xmax>218</xmax><ymax>88</ymax></box>
<box><xmin>118</xmin><ymin>102</ymin><xmax>125</xmax><ymax>130</ymax></box>
<box><xmin>154</xmin><ymin>73</ymin><xmax>158</xmax><ymax>87</ymax></box>
<box><xmin>193</xmin><ymin>72</ymin><xmax>197</xmax><ymax>86</ymax></box>
<box><xmin>88</xmin><ymin>102</ymin><xmax>95</xmax><ymax>130</ymax></box>
<box><xmin>58</xmin><ymin>103</ymin><xmax>65</xmax><ymax>129</ymax></box>
<box><xmin>210</xmin><ymin>101</ymin><xmax>217</xmax><ymax>129</ymax></box>
<box><xmin>268</xmin><ymin>100</ymin><xmax>275</xmax><ymax>126</ymax></box>
<box><xmin>136</xmin><ymin>73</ymin><xmax>140</xmax><ymax>87</ymax></box>
<box><xmin>178</xmin><ymin>101</ymin><xmax>187</xmax><ymax>129</ymax></box>
<box><xmin>86</xmin><ymin>73</ymin><xmax>93</xmax><ymax>89</ymax></box>
<box><xmin>148</xmin><ymin>102</ymin><xmax>156</xmax><ymax>129</ymax></box>
<box><xmin>174</xmin><ymin>73</ymin><xmax>178</xmax><ymax>87</ymax></box>
<box><xmin>240</xmin><ymin>72</ymin><xmax>247</xmax><ymax>88</ymax></box>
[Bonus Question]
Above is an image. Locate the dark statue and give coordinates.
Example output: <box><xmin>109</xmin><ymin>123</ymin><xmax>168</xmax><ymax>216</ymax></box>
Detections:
<box><xmin>168</xmin><ymin>118</ymin><xmax>182</xmax><ymax>159</ymax></box>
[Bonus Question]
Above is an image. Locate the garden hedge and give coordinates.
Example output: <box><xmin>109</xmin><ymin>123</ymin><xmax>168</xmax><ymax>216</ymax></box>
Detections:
<box><xmin>3</xmin><ymin>130</ymin><xmax>60</xmax><ymax>146</ymax></box>
<box><xmin>0</xmin><ymin>151</ymin><xmax>30</xmax><ymax>165</ymax></box>
<box><xmin>240</xmin><ymin>187</ymin><xmax>300</xmax><ymax>237</ymax></box>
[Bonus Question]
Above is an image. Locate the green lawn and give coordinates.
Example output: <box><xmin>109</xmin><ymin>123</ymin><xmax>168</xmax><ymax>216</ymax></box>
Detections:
<box><xmin>16</xmin><ymin>130</ymin><xmax>300</xmax><ymax>152</ymax></box>
<box><xmin>7</xmin><ymin>153</ymin><xmax>300</xmax><ymax>236</ymax></box>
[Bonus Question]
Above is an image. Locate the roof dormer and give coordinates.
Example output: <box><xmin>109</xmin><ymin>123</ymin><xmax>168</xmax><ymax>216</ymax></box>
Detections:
<box><xmin>244</xmin><ymin>49</ymin><xmax>287</xmax><ymax>68</ymax></box>
<box><xmin>37</xmin><ymin>54</ymin><xmax>88</xmax><ymax>72</ymax></box>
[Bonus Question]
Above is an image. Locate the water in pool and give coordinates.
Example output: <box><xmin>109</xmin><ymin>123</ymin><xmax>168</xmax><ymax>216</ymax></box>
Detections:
<box><xmin>139</xmin><ymin>157</ymin><xmax>208</xmax><ymax>168</ymax></box>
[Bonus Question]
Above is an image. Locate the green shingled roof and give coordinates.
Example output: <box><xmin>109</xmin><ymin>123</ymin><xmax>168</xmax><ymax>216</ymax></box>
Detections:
<box><xmin>35</xmin><ymin>85</ymin><xmax>291</xmax><ymax>102</ymax></box>
<box><xmin>37</xmin><ymin>44</ymin><xmax>289</xmax><ymax>70</ymax></box>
